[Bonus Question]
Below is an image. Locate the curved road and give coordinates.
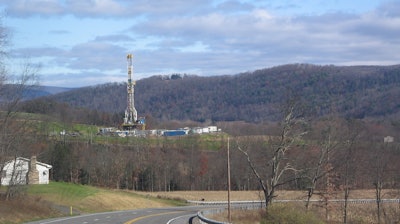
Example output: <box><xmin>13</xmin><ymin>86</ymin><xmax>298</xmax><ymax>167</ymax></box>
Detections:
<box><xmin>27</xmin><ymin>198</ymin><xmax>398</xmax><ymax>223</ymax></box>
<box><xmin>26</xmin><ymin>206</ymin><xmax>207</xmax><ymax>224</ymax></box>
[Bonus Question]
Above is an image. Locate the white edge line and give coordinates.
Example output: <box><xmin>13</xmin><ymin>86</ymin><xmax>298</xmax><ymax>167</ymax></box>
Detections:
<box><xmin>166</xmin><ymin>214</ymin><xmax>195</xmax><ymax>224</ymax></box>
<box><xmin>37</xmin><ymin>210</ymin><xmax>130</xmax><ymax>224</ymax></box>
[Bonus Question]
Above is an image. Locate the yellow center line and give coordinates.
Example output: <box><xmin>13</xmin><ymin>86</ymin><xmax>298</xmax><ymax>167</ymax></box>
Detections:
<box><xmin>124</xmin><ymin>211</ymin><xmax>182</xmax><ymax>224</ymax></box>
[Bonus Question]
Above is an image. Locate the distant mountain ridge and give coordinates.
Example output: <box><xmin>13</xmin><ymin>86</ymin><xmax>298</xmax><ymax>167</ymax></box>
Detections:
<box><xmin>30</xmin><ymin>64</ymin><xmax>400</xmax><ymax>122</ymax></box>
<box><xmin>39</xmin><ymin>86</ymin><xmax>74</xmax><ymax>95</ymax></box>
<box><xmin>25</xmin><ymin>86</ymin><xmax>73</xmax><ymax>99</ymax></box>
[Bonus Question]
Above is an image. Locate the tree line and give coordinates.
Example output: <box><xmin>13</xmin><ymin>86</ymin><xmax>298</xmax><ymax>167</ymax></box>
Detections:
<box><xmin>1</xmin><ymin>16</ymin><xmax>400</xmax><ymax>223</ymax></box>
<box><xmin>24</xmin><ymin>63</ymin><xmax>400</xmax><ymax>124</ymax></box>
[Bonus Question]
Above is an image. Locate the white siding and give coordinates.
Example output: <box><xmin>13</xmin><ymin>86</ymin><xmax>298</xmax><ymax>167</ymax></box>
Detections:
<box><xmin>208</xmin><ymin>126</ymin><xmax>218</xmax><ymax>132</ymax></box>
<box><xmin>1</xmin><ymin>159</ymin><xmax>28</xmax><ymax>186</ymax></box>
<box><xmin>1</xmin><ymin>158</ymin><xmax>52</xmax><ymax>186</ymax></box>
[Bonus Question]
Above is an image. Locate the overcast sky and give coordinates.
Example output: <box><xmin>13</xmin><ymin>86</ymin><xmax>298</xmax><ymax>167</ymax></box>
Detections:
<box><xmin>1</xmin><ymin>0</ymin><xmax>399</xmax><ymax>87</ymax></box>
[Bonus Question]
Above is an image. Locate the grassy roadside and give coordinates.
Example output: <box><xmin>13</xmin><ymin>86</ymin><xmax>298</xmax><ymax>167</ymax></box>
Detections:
<box><xmin>2</xmin><ymin>182</ymin><xmax>399</xmax><ymax>224</ymax></box>
<box><xmin>0</xmin><ymin>182</ymin><xmax>184</xmax><ymax>224</ymax></box>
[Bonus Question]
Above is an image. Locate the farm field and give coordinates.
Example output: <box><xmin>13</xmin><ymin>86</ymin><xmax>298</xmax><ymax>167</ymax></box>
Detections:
<box><xmin>135</xmin><ymin>189</ymin><xmax>400</xmax><ymax>202</ymax></box>
<box><xmin>139</xmin><ymin>189</ymin><xmax>400</xmax><ymax>223</ymax></box>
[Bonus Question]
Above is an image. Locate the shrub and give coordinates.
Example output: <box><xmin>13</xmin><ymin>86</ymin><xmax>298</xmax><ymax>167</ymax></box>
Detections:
<box><xmin>261</xmin><ymin>204</ymin><xmax>324</xmax><ymax>224</ymax></box>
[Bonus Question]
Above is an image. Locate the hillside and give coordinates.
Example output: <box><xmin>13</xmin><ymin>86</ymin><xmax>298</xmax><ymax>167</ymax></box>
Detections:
<box><xmin>0</xmin><ymin>182</ymin><xmax>182</xmax><ymax>224</ymax></box>
<box><xmin>29</xmin><ymin>64</ymin><xmax>400</xmax><ymax>123</ymax></box>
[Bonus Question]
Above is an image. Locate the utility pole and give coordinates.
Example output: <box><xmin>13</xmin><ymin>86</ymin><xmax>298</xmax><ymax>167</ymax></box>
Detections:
<box><xmin>227</xmin><ymin>137</ymin><xmax>231</xmax><ymax>223</ymax></box>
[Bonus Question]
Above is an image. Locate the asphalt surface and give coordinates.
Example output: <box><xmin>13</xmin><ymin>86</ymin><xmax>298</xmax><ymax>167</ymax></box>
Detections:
<box><xmin>25</xmin><ymin>206</ymin><xmax>207</xmax><ymax>224</ymax></box>
<box><xmin>26</xmin><ymin>198</ymin><xmax>398</xmax><ymax>223</ymax></box>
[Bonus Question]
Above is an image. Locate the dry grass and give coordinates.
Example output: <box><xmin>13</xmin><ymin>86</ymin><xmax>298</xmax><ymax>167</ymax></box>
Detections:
<box><xmin>135</xmin><ymin>189</ymin><xmax>400</xmax><ymax>202</ymax></box>
<box><xmin>77</xmin><ymin>190</ymin><xmax>172</xmax><ymax>213</ymax></box>
<box><xmin>134</xmin><ymin>190</ymin><xmax>308</xmax><ymax>202</ymax></box>
<box><xmin>0</xmin><ymin>196</ymin><xmax>62</xmax><ymax>224</ymax></box>
<box><xmin>139</xmin><ymin>189</ymin><xmax>400</xmax><ymax>224</ymax></box>
<box><xmin>205</xmin><ymin>201</ymin><xmax>400</xmax><ymax>224</ymax></box>
<box><xmin>2</xmin><ymin>186</ymin><xmax>399</xmax><ymax>224</ymax></box>
<box><xmin>0</xmin><ymin>183</ymin><xmax>179</xmax><ymax>224</ymax></box>
<box><xmin>211</xmin><ymin>209</ymin><xmax>264</xmax><ymax>224</ymax></box>
<box><xmin>314</xmin><ymin>202</ymin><xmax>400</xmax><ymax>223</ymax></box>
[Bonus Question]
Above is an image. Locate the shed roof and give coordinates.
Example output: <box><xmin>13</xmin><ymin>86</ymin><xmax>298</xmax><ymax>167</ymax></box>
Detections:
<box><xmin>6</xmin><ymin>157</ymin><xmax>52</xmax><ymax>169</ymax></box>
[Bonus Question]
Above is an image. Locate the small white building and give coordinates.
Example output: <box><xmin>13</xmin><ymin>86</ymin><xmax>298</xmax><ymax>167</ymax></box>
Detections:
<box><xmin>192</xmin><ymin>127</ymin><xmax>203</xmax><ymax>134</ymax></box>
<box><xmin>384</xmin><ymin>136</ymin><xmax>394</xmax><ymax>143</ymax></box>
<box><xmin>1</xmin><ymin>156</ymin><xmax>52</xmax><ymax>186</ymax></box>
<box><xmin>202</xmin><ymin>127</ymin><xmax>210</xmax><ymax>133</ymax></box>
<box><xmin>208</xmin><ymin>126</ymin><xmax>218</xmax><ymax>132</ymax></box>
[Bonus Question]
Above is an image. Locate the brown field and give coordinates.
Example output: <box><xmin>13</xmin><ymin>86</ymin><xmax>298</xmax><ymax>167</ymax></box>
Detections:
<box><xmin>137</xmin><ymin>189</ymin><xmax>400</xmax><ymax>223</ymax></box>
<box><xmin>134</xmin><ymin>189</ymin><xmax>400</xmax><ymax>202</ymax></box>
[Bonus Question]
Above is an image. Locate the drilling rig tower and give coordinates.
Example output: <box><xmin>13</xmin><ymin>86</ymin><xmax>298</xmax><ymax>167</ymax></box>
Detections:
<box><xmin>122</xmin><ymin>54</ymin><xmax>144</xmax><ymax>130</ymax></box>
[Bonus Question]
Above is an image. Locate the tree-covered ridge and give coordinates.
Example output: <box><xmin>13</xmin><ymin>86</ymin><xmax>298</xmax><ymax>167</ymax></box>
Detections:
<box><xmin>36</xmin><ymin>64</ymin><xmax>400</xmax><ymax>123</ymax></box>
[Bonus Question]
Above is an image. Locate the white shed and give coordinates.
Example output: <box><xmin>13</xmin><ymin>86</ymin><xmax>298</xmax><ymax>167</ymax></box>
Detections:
<box><xmin>1</xmin><ymin>156</ymin><xmax>52</xmax><ymax>186</ymax></box>
<box><xmin>384</xmin><ymin>136</ymin><xmax>394</xmax><ymax>143</ymax></box>
<box><xmin>208</xmin><ymin>126</ymin><xmax>218</xmax><ymax>132</ymax></box>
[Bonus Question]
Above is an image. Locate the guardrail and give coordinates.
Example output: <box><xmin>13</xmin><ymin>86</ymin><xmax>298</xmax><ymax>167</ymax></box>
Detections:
<box><xmin>192</xmin><ymin>201</ymin><xmax>265</xmax><ymax>224</ymax></box>
<box><xmin>197</xmin><ymin>209</ymin><xmax>230</xmax><ymax>224</ymax></box>
<box><xmin>189</xmin><ymin>198</ymin><xmax>400</xmax><ymax>205</ymax></box>
<box><xmin>191</xmin><ymin>199</ymin><xmax>400</xmax><ymax>224</ymax></box>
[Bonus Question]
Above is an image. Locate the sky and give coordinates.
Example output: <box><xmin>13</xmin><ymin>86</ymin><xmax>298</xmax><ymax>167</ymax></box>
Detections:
<box><xmin>0</xmin><ymin>0</ymin><xmax>399</xmax><ymax>87</ymax></box>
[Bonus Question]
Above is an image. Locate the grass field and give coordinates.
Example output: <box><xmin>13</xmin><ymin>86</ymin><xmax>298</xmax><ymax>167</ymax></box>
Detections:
<box><xmin>134</xmin><ymin>189</ymin><xmax>400</xmax><ymax>202</ymax></box>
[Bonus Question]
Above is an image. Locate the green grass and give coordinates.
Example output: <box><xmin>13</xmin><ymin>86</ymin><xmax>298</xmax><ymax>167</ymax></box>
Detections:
<box><xmin>27</xmin><ymin>182</ymin><xmax>187</xmax><ymax>208</ymax></box>
<box><xmin>28</xmin><ymin>182</ymin><xmax>98</xmax><ymax>204</ymax></box>
<box><xmin>261</xmin><ymin>204</ymin><xmax>324</xmax><ymax>224</ymax></box>
<box><xmin>6</xmin><ymin>111</ymin><xmax>231</xmax><ymax>151</ymax></box>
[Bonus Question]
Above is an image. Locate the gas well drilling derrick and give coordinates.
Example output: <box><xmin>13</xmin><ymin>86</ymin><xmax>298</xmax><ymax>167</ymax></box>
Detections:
<box><xmin>122</xmin><ymin>54</ymin><xmax>145</xmax><ymax>130</ymax></box>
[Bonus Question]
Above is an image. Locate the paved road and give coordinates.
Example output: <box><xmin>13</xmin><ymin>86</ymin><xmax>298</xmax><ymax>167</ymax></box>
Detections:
<box><xmin>26</xmin><ymin>206</ymin><xmax>207</xmax><ymax>224</ymax></box>
<box><xmin>28</xmin><ymin>199</ymin><xmax>400</xmax><ymax>224</ymax></box>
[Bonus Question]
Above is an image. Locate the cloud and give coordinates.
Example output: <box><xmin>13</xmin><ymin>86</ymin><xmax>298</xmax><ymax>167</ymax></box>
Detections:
<box><xmin>94</xmin><ymin>34</ymin><xmax>134</xmax><ymax>42</ymax></box>
<box><xmin>376</xmin><ymin>0</ymin><xmax>400</xmax><ymax>17</ymax></box>
<box><xmin>215</xmin><ymin>0</ymin><xmax>253</xmax><ymax>13</ymax></box>
<box><xmin>1</xmin><ymin>0</ymin><xmax>64</xmax><ymax>17</ymax></box>
<box><xmin>130</xmin><ymin>2</ymin><xmax>400</xmax><ymax>66</ymax></box>
<box><xmin>11</xmin><ymin>46</ymin><xmax>65</xmax><ymax>58</ymax></box>
<box><xmin>1</xmin><ymin>0</ymin><xmax>215</xmax><ymax>18</ymax></box>
<box><xmin>64</xmin><ymin>41</ymin><xmax>126</xmax><ymax>71</ymax></box>
<box><xmin>1</xmin><ymin>0</ymin><xmax>130</xmax><ymax>17</ymax></box>
<box><xmin>4</xmin><ymin>0</ymin><xmax>400</xmax><ymax>87</ymax></box>
<box><xmin>12</xmin><ymin>41</ymin><xmax>127</xmax><ymax>73</ymax></box>
<box><xmin>66</xmin><ymin>0</ymin><xmax>127</xmax><ymax>17</ymax></box>
<box><xmin>40</xmin><ymin>71</ymin><xmax>124</xmax><ymax>87</ymax></box>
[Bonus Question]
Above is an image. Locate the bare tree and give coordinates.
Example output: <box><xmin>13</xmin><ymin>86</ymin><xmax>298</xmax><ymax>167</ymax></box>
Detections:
<box><xmin>0</xmin><ymin>66</ymin><xmax>40</xmax><ymax>199</ymax></box>
<box><xmin>304</xmin><ymin>118</ymin><xmax>342</xmax><ymax>210</ymax></box>
<box><xmin>337</xmin><ymin>120</ymin><xmax>362</xmax><ymax>224</ymax></box>
<box><xmin>237</xmin><ymin>101</ymin><xmax>307</xmax><ymax>207</ymax></box>
<box><xmin>371</xmin><ymin>141</ymin><xmax>391</xmax><ymax>224</ymax></box>
<box><xmin>0</xmin><ymin>17</ymin><xmax>40</xmax><ymax>199</ymax></box>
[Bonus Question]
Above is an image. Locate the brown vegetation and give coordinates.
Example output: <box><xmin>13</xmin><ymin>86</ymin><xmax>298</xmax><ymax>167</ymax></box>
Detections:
<box><xmin>22</xmin><ymin>64</ymin><xmax>400</xmax><ymax>128</ymax></box>
<box><xmin>0</xmin><ymin>196</ymin><xmax>61</xmax><ymax>224</ymax></box>
<box><xmin>137</xmin><ymin>189</ymin><xmax>399</xmax><ymax>202</ymax></box>
<box><xmin>147</xmin><ymin>189</ymin><xmax>400</xmax><ymax>223</ymax></box>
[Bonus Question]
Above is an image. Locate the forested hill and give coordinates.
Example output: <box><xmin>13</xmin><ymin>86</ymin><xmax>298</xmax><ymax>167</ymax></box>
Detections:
<box><xmin>40</xmin><ymin>64</ymin><xmax>400</xmax><ymax>122</ymax></box>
